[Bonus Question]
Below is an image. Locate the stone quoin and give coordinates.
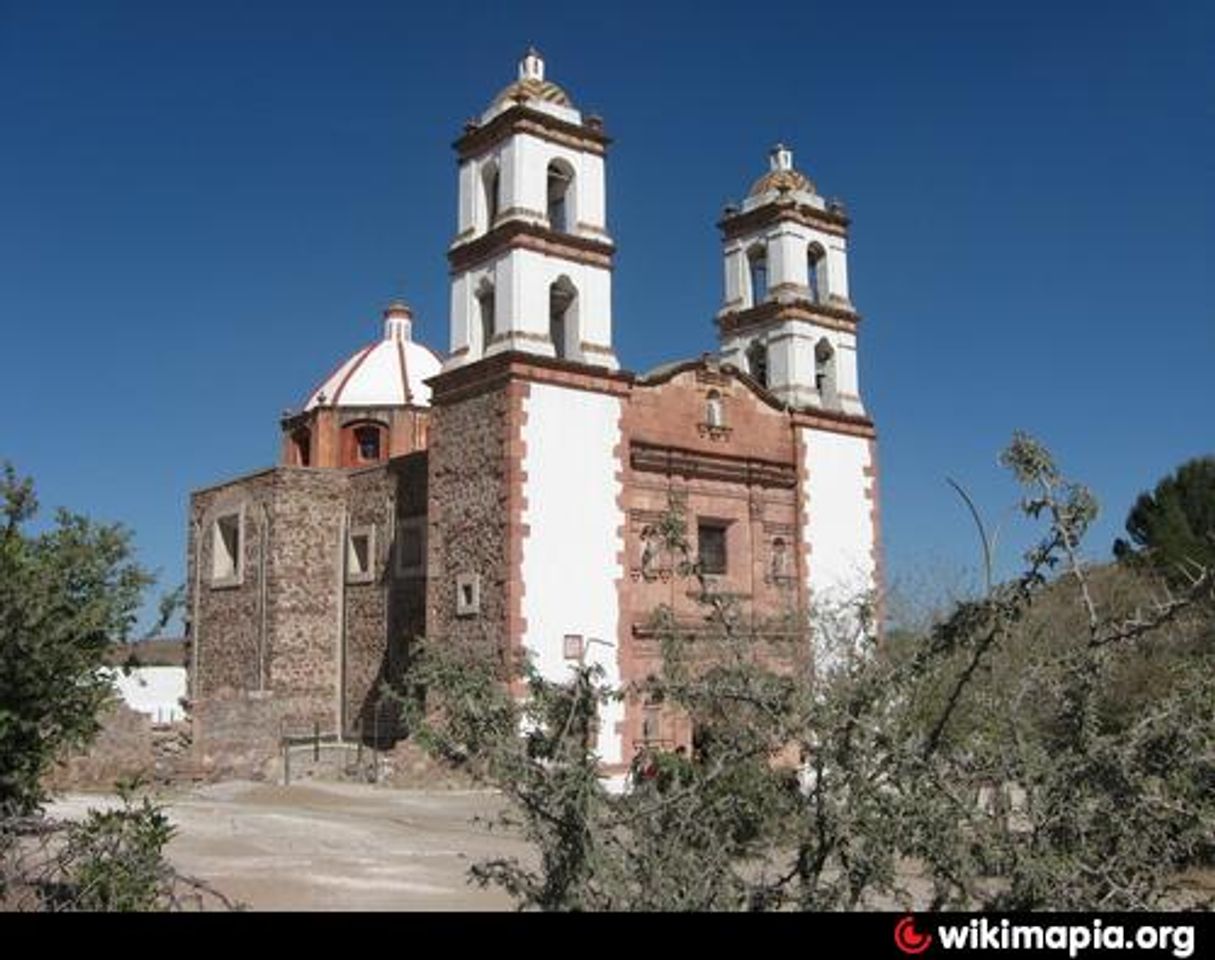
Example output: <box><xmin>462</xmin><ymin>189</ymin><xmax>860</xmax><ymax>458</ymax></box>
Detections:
<box><xmin>185</xmin><ymin>50</ymin><xmax>881</xmax><ymax>782</ymax></box>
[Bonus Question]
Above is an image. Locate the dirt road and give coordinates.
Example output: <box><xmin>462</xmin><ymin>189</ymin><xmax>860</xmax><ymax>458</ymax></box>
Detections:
<box><xmin>49</xmin><ymin>780</ymin><xmax>527</xmax><ymax>910</ymax></box>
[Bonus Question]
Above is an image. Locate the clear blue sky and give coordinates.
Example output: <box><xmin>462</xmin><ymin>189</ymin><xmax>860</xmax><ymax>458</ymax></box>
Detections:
<box><xmin>2</xmin><ymin>0</ymin><xmax>1212</xmax><ymax>627</ymax></box>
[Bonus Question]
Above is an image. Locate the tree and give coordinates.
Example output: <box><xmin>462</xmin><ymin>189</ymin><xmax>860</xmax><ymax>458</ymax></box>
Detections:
<box><xmin>400</xmin><ymin>433</ymin><xmax>1215</xmax><ymax>911</ymax></box>
<box><xmin>0</xmin><ymin>463</ymin><xmax>242</xmax><ymax>912</ymax></box>
<box><xmin>1115</xmin><ymin>455</ymin><xmax>1215</xmax><ymax>579</ymax></box>
<box><xmin>0</xmin><ymin>462</ymin><xmax>151</xmax><ymax>813</ymax></box>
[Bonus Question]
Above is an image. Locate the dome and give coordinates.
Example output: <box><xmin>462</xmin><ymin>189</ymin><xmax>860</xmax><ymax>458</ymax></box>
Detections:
<box><xmin>305</xmin><ymin>303</ymin><xmax>443</xmax><ymax>411</ymax></box>
<box><xmin>747</xmin><ymin>144</ymin><xmax>817</xmax><ymax>198</ymax></box>
<box><xmin>492</xmin><ymin>77</ymin><xmax>572</xmax><ymax>109</ymax></box>
<box><xmin>490</xmin><ymin>48</ymin><xmax>573</xmax><ymax>111</ymax></box>
<box><xmin>748</xmin><ymin>167</ymin><xmax>815</xmax><ymax>198</ymax></box>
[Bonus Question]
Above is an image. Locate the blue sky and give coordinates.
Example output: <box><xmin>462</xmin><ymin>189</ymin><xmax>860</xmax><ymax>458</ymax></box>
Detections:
<box><xmin>2</xmin><ymin>0</ymin><xmax>1212</xmax><ymax>627</ymax></box>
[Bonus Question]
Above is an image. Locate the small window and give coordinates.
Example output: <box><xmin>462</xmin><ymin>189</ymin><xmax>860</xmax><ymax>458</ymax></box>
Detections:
<box><xmin>815</xmin><ymin>338</ymin><xmax>837</xmax><ymax>406</ymax></box>
<box><xmin>549</xmin><ymin>277</ymin><xmax>575</xmax><ymax>361</ymax></box>
<box><xmin>211</xmin><ymin>511</ymin><xmax>242</xmax><ymax>585</ymax></box>
<box><xmin>639</xmin><ymin>525</ymin><xmax>661</xmax><ymax>578</ymax></box>
<box><xmin>747</xmin><ymin>244</ymin><xmax>768</xmax><ymax>306</ymax></box>
<box><xmin>347</xmin><ymin>525</ymin><xmax>375</xmax><ymax>583</ymax></box>
<box><xmin>395</xmin><ymin>517</ymin><xmax>426</xmax><ymax>577</ymax></box>
<box><xmin>807</xmin><ymin>243</ymin><xmax>826</xmax><ymax>304</ymax></box>
<box><xmin>354</xmin><ymin>426</ymin><xmax>381</xmax><ymax>462</ymax></box>
<box><xmin>292</xmin><ymin>428</ymin><xmax>311</xmax><ymax>467</ymax></box>
<box><xmin>771</xmin><ymin>537</ymin><xmax>791</xmax><ymax>582</ymax></box>
<box><xmin>697</xmin><ymin>522</ymin><xmax>728</xmax><ymax>576</ymax></box>
<box><xmin>478</xmin><ymin>285</ymin><xmax>496</xmax><ymax>354</ymax></box>
<box><xmin>456</xmin><ymin>573</ymin><xmax>481</xmax><ymax>617</ymax></box>
<box><xmin>563</xmin><ymin>634</ymin><xmax>584</xmax><ymax>660</ymax></box>
<box><xmin>547</xmin><ymin>162</ymin><xmax>572</xmax><ymax>233</ymax></box>
<box><xmin>482</xmin><ymin>163</ymin><xmax>500</xmax><ymax>230</ymax></box>
<box><xmin>642</xmin><ymin>705</ymin><xmax>662</xmax><ymax>743</ymax></box>
<box><xmin>746</xmin><ymin>340</ymin><xmax>769</xmax><ymax>389</ymax></box>
<box><xmin>705</xmin><ymin>390</ymin><xmax>724</xmax><ymax>428</ymax></box>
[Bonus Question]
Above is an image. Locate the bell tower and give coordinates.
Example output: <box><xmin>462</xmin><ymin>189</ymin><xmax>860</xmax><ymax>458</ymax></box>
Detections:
<box><xmin>427</xmin><ymin>51</ymin><xmax>629</xmax><ymax>778</ymax></box>
<box><xmin>445</xmin><ymin>49</ymin><xmax>618</xmax><ymax>370</ymax></box>
<box><xmin>716</xmin><ymin>145</ymin><xmax>864</xmax><ymax>415</ymax></box>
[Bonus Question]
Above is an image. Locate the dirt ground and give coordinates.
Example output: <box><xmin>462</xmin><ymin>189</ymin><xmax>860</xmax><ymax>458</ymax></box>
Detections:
<box><xmin>47</xmin><ymin>780</ymin><xmax>528</xmax><ymax>911</ymax></box>
<box><xmin>45</xmin><ymin>782</ymin><xmax>1215</xmax><ymax>912</ymax></box>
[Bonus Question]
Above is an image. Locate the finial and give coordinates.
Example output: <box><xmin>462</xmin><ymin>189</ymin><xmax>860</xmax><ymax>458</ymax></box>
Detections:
<box><xmin>769</xmin><ymin>143</ymin><xmax>793</xmax><ymax>172</ymax></box>
<box><xmin>520</xmin><ymin>46</ymin><xmax>545</xmax><ymax>82</ymax></box>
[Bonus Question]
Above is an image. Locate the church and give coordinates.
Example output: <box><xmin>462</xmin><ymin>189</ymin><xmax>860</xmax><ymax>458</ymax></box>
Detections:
<box><xmin>185</xmin><ymin>50</ymin><xmax>881</xmax><ymax>781</ymax></box>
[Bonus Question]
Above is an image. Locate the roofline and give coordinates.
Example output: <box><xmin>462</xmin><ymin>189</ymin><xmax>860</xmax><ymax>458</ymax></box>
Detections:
<box><xmin>633</xmin><ymin>356</ymin><xmax>788</xmax><ymax>414</ymax></box>
<box><xmin>188</xmin><ymin>464</ymin><xmax>281</xmax><ymax>497</ymax></box>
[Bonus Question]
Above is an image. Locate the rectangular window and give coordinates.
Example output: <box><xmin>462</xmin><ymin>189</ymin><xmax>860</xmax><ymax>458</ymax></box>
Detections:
<box><xmin>210</xmin><ymin>510</ymin><xmax>242</xmax><ymax>586</ymax></box>
<box><xmin>394</xmin><ymin>517</ymin><xmax>427</xmax><ymax>578</ymax></box>
<box><xmin>347</xmin><ymin>525</ymin><xmax>375</xmax><ymax>584</ymax></box>
<box><xmin>749</xmin><ymin>256</ymin><xmax>768</xmax><ymax>305</ymax></box>
<box><xmin>456</xmin><ymin>573</ymin><xmax>481</xmax><ymax>617</ymax></box>
<box><xmin>355</xmin><ymin>427</ymin><xmax>381</xmax><ymax>462</ymax></box>
<box><xmin>697</xmin><ymin>522</ymin><xmax>728</xmax><ymax>576</ymax></box>
<box><xmin>808</xmin><ymin>257</ymin><xmax>822</xmax><ymax>303</ymax></box>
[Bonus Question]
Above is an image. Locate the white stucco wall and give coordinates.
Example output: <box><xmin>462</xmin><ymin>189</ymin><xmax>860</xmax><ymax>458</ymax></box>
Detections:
<box><xmin>105</xmin><ymin>666</ymin><xmax>187</xmax><ymax>724</ymax></box>
<box><xmin>519</xmin><ymin>383</ymin><xmax>625</xmax><ymax>765</ymax></box>
<box><xmin>459</xmin><ymin>133</ymin><xmax>607</xmax><ymax>242</ymax></box>
<box><xmin>722</xmin><ymin>220</ymin><xmax>849</xmax><ymax>308</ymax></box>
<box><xmin>720</xmin><ymin>322</ymin><xmax>862</xmax><ymax>414</ymax></box>
<box><xmin>447</xmin><ymin>250</ymin><xmax>615</xmax><ymax>369</ymax></box>
<box><xmin>448</xmin><ymin>86</ymin><xmax>616</xmax><ymax>373</ymax></box>
<box><xmin>801</xmin><ymin>429</ymin><xmax>877</xmax><ymax>660</ymax></box>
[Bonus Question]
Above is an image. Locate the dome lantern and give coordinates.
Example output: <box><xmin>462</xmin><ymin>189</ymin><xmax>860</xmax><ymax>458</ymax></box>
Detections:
<box><xmin>383</xmin><ymin>300</ymin><xmax>414</xmax><ymax>342</ymax></box>
<box><xmin>770</xmin><ymin>143</ymin><xmax>793</xmax><ymax>172</ymax></box>
<box><xmin>520</xmin><ymin>46</ymin><xmax>544</xmax><ymax>82</ymax></box>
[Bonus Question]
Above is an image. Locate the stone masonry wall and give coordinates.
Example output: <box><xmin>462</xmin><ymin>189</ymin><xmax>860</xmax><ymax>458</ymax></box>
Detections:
<box><xmin>190</xmin><ymin>692</ymin><xmax>291</xmax><ymax>781</ymax></box>
<box><xmin>189</xmin><ymin>470</ymin><xmax>278</xmax><ymax>698</ymax></box>
<box><xmin>426</xmin><ymin>385</ymin><xmax>513</xmax><ymax>660</ymax></box>
<box><xmin>344</xmin><ymin>466</ymin><xmax>394</xmax><ymax>734</ymax></box>
<box><xmin>188</xmin><ymin>467</ymin><xmax>349</xmax><ymax>773</ymax></box>
<box><xmin>385</xmin><ymin>454</ymin><xmax>428</xmax><ymax>732</ymax></box>
<box><xmin>44</xmin><ymin>701</ymin><xmax>155</xmax><ymax>790</ymax></box>
<box><xmin>264</xmin><ymin>469</ymin><xmax>350</xmax><ymax>728</ymax></box>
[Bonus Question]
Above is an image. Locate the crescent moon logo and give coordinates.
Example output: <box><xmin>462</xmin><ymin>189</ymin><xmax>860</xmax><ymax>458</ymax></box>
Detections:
<box><xmin>893</xmin><ymin>915</ymin><xmax>933</xmax><ymax>955</ymax></box>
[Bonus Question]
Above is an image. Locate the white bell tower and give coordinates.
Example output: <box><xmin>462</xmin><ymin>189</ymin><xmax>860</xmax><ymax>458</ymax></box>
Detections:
<box><xmin>717</xmin><ymin>145</ymin><xmax>865</xmax><ymax>415</ymax></box>
<box><xmin>445</xmin><ymin>49</ymin><xmax>618</xmax><ymax>371</ymax></box>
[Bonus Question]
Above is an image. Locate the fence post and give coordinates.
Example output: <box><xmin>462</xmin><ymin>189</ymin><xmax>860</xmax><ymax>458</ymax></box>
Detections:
<box><xmin>313</xmin><ymin>720</ymin><xmax>320</xmax><ymax>762</ymax></box>
<box><xmin>373</xmin><ymin>699</ymin><xmax>381</xmax><ymax>783</ymax></box>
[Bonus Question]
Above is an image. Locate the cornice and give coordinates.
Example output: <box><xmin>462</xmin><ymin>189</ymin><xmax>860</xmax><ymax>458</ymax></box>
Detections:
<box><xmin>716</xmin><ymin>298</ymin><xmax>862</xmax><ymax>336</ymax></box>
<box><xmin>455</xmin><ymin>104</ymin><xmax>610</xmax><ymax>161</ymax></box>
<box><xmin>428</xmin><ymin>350</ymin><xmax>632</xmax><ymax>406</ymax></box>
<box><xmin>629</xmin><ymin>441</ymin><xmax>798</xmax><ymax>489</ymax></box>
<box><xmin>448</xmin><ymin>219</ymin><xmax>615</xmax><ymax>273</ymax></box>
<box><xmin>719</xmin><ymin>199</ymin><xmax>849</xmax><ymax>240</ymax></box>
